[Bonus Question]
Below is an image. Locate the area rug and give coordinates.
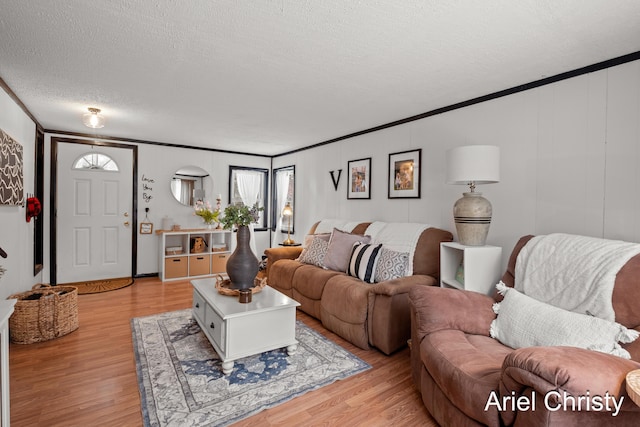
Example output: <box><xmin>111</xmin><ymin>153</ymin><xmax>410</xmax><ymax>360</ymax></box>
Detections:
<box><xmin>61</xmin><ymin>277</ymin><xmax>134</xmax><ymax>294</ymax></box>
<box><xmin>132</xmin><ymin>309</ymin><xmax>371</xmax><ymax>427</ymax></box>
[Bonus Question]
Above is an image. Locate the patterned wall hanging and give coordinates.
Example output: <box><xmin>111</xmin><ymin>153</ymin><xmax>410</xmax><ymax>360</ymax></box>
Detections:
<box><xmin>0</xmin><ymin>129</ymin><xmax>24</xmax><ymax>205</ymax></box>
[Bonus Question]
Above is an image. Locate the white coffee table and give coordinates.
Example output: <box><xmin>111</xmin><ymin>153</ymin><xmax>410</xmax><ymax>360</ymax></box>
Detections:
<box><xmin>191</xmin><ymin>278</ymin><xmax>300</xmax><ymax>375</ymax></box>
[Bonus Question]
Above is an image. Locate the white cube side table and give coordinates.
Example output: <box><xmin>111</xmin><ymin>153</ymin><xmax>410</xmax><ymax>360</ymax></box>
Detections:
<box><xmin>440</xmin><ymin>242</ymin><xmax>502</xmax><ymax>295</ymax></box>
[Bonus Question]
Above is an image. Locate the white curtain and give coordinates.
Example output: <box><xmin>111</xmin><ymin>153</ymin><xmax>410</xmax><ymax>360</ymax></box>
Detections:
<box><xmin>235</xmin><ymin>171</ymin><xmax>262</xmax><ymax>256</ymax></box>
<box><xmin>170</xmin><ymin>179</ymin><xmax>180</xmax><ymax>201</ymax></box>
<box><xmin>275</xmin><ymin>170</ymin><xmax>290</xmax><ymax>235</ymax></box>
<box><xmin>171</xmin><ymin>178</ymin><xmax>193</xmax><ymax>205</ymax></box>
<box><xmin>182</xmin><ymin>179</ymin><xmax>194</xmax><ymax>205</ymax></box>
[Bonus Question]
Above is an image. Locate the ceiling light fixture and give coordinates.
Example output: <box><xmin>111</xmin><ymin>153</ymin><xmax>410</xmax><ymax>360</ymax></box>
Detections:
<box><xmin>82</xmin><ymin>107</ymin><xmax>105</xmax><ymax>129</ymax></box>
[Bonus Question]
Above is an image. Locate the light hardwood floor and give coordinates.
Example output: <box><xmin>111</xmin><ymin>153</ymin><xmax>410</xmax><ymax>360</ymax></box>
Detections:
<box><xmin>9</xmin><ymin>277</ymin><xmax>437</xmax><ymax>426</ymax></box>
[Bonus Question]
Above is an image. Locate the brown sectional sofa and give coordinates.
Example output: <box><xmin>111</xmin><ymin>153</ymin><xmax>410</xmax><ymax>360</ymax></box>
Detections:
<box><xmin>265</xmin><ymin>221</ymin><xmax>453</xmax><ymax>354</ymax></box>
<box><xmin>410</xmin><ymin>235</ymin><xmax>640</xmax><ymax>426</ymax></box>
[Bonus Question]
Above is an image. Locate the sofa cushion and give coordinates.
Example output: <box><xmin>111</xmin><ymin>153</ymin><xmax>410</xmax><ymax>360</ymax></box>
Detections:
<box><xmin>293</xmin><ymin>265</ymin><xmax>341</xmax><ymax>300</ymax></box>
<box><xmin>320</xmin><ymin>275</ymin><xmax>372</xmax><ymax>349</ymax></box>
<box><xmin>267</xmin><ymin>259</ymin><xmax>304</xmax><ymax>297</ymax></box>
<box><xmin>422</xmin><ymin>330</ymin><xmax>510</xmax><ymax>426</ymax></box>
<box><xmin>347</xmin><ymin>243</ymin><xmax>382</xmax><ymax>283</ymax></box>
<box><xmin>412</xmin><ymin>227</ymin><xmax>453</xmax><ymax>277</ymax></box>
<box><xmin>374</xmin><ymin>247</ymin><xmax>409</xmax><ymax>282</ymax></box>
<box><xmin>291</xmin><ymin>265</ymin><xmax>343</xmax><ymax>318</ymax></box>
<box><xmin>324</xmin><ymin>228</ymin><xmax>371</xmax><ymax>272</ymax></box>
<box><xmin>490</xmin><ymin>282</ymin><xmax>639</xmax><ymax>359</ymax></box>
<box><xmin>298</xmin><ymin>236</ymin><xmax>329</xmax><ymax>268</ymax></box>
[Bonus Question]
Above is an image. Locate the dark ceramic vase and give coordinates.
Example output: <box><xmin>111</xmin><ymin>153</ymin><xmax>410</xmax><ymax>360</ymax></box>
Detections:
<box><xmin>226</xmin><ymin>225</ymin><xmax>259</xmax><ymax>290</ymax></box>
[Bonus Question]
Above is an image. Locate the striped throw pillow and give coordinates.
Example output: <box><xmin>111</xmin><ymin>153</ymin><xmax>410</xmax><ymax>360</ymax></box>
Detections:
<box><xmin>347</xmin><ymin>242</ymin><xmax>383</xmax><ymax>283</ymax></box>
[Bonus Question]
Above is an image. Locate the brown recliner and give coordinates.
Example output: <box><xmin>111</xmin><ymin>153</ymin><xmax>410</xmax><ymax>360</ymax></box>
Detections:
<box><xmin>266</xmin><ymin>221</ymin><xmax>453</xmax><ymax>354</ymax></box>
<box><xmin>410</xmin><ymin>235</ymin><xmax>640</xmax><ymax>426</ymax></box>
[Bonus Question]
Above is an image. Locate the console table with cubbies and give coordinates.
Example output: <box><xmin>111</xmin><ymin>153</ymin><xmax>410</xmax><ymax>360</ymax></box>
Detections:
<box><xmin>157</xmin><ymin>228</ymin><xmax>232</xmax><ymax>282</ymax></box>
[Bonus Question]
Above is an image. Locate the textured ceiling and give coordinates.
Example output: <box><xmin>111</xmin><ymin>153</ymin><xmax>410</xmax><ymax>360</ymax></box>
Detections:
<box><xmin>1</xmin><ymin>1</ymin><xmax>640</xmax><ymax>156</ymax></box>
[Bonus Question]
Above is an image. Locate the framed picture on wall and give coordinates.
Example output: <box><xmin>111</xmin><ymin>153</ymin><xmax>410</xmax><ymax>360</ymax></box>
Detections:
<box><xmin>140</xmin><ymin>222</ymin><xmax>153</xmax><ymax>234</ymax></box>
<box><xmin>347</xmin><ymin>157</ymin><xmax>371</xmax><ymax>199</ymax></box>
<box><xmin>388</xmin><ymin>149</ymin><xmax>421</xmax><ymax>199</ymax></box>
<box><xmin>0</xmin><ymin>129</ymin><xmax>24</xmax><ymax>205</ymax></box>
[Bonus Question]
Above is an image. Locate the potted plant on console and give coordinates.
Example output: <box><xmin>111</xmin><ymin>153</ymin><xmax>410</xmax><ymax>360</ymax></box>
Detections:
<box><xmin>194</xmin><ymin>200</ymin><xmax>219</xmax><ymax>229</ymax></box>
<box><xmin>220</xmin><ymin>202</ymin><xmax>264</xmax><ymax>290</ymax></box>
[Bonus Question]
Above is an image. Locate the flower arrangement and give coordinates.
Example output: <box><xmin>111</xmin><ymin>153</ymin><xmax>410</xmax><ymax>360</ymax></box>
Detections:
<box><xmin>194</xmin><ymin>200</ymin><xmax>219</xmax><ymax>225</ymax></box>
<box><xmin>220</xmin><ymin>202</ymin><xmax>264</xmax><ymax>229</ymax></box>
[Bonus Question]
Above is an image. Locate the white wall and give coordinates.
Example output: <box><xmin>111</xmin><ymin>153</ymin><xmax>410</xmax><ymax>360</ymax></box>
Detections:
<box><xmin>4</xmin><ymin>58</ymin><xmax>639</xmax><ymax>293</ymax></box>
<box><xmin>42</xmin><ymin>134</ymin><xmax>272</xmax><ymax>281</ymax></box>
<box><xmin>133</xmin><ymin>144</ymin><xmax>271</xmax><ymax>275</ymax></box>
<box><xmin>272</xmin><ymin>60</ymin><xmax>640</xmax><ymax>271</ymax></box>
<box><xmin>0</xmin><ymin>88</ymin><xmax>39</xmax><ymax>299</ymax></box>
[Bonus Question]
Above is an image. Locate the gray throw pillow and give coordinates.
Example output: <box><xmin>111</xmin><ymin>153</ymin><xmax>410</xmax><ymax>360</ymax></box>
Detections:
<box><xmin>323</xmin><ymin>228</ymin><xmax>371</xmax><ymax>272</ymax></box>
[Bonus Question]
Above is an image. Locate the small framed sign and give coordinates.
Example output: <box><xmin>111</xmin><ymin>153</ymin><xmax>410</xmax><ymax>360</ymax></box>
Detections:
<box><xmin>140</xmin><ymin>222</ymin><xmax>153</xmax><ymax>234</ymax></box>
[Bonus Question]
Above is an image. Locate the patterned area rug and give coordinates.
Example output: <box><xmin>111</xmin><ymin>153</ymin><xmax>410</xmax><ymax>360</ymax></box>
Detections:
<box><xmin>61</xmin><ymin>277</ymin><xmax>134</xmax><ymax>294</ymax></box>
<box><xmin>131</xmin><ymin>309</ymin><xmax>371</xmax><ymax>427</ymax></box>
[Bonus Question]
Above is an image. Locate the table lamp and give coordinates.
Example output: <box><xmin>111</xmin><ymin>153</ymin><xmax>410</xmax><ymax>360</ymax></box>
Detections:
<box><xmin>446</xmin><ymin>145</ymin><xmax>500</xmax><ymax>246</ymax></box>
<box><xmin>282</xmin><ymin>202</ymin><xmax>295</xmax><ymax>245</ymax></box>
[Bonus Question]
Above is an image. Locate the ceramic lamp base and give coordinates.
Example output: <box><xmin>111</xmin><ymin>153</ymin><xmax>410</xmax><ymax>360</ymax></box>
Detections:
<box><xmin>453</xmin><ymin>192</ymin><xmax>492</xmax><ymax>246</ymax></box>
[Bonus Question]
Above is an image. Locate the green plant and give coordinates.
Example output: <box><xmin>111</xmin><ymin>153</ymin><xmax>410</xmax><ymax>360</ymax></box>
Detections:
<box><xmin>194</xmin><ymin>200</ymin><xmax>219</xmax><ymax>224</ymax></box>
<box><xmin>220</xmin><ymin>202</ymin><xmax>264</xmax><ymax>229</ymax></box>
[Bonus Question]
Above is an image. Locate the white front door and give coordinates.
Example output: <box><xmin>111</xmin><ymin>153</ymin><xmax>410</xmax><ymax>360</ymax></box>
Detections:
<box><xmin>56</xmin><ymin>142</ymin><xmax>133</xmax><ymax>283</ymax></box>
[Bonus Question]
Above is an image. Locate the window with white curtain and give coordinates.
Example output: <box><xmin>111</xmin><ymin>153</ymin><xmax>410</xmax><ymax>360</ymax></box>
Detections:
<box><xmin>272</xmin><ymin>166</ymin><xmax>295</xmax><ymax>234</ymax></box>
<box><xmin>229</xmin><ymin>166</ymin><xmax>269</xmax><ymax>229</ymax></box>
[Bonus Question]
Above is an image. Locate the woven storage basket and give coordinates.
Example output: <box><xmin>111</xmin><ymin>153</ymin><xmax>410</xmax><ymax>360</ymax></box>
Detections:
<box><xmin>8</xmin><ymin>285</ymin><xmax>79</xmax><ymax>344</ymax></box>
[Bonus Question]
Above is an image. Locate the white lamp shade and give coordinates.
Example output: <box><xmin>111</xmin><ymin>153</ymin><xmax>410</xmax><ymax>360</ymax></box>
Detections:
<box><xmin>446</xmin><ymin>145</ymin><xmax>500</xmax><ymax>185</ymax></box>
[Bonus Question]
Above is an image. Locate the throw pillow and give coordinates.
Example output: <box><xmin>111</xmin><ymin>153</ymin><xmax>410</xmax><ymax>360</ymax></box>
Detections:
<box><xmin>303</xmin><ymin>233</ymin><xmax>331</xmax><ymax>248</ymax></box>
<box><xmin>297</xmin><ymin>233</ymin><xmax>331</xmax><ymax>261</ymax></box>
<box><xmin>298</xmin><ymin>237</ymin><xmax>329</xmax><ymax>268</ymax></box>
<box><xmin>489</xmin><ymin>282</ymin><xmax>639</xmax><ymax>359</ymax></box>
<box><xmin>324</xmin><ymin>228</ymin><xmax>371</xmax><ymax>272</ymax></box>
<box><xmin>374</xmin><ymin>247</ymin><xmax>410</xmax><ymax>282</ymax></box>
<box><xmin>348</xmin><ymin>243</ymin><xmax>383</xmax><ymax>283</ymax></box>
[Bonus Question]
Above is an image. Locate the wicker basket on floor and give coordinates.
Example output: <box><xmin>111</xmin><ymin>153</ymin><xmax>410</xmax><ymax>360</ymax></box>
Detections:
<box><xmin>7</xmin><ymin>284</ymin><xmax>79</xmax><ymax>344</ymax></box>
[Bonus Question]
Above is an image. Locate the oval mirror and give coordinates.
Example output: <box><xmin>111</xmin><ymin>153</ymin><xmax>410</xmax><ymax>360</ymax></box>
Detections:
<box><xmin>170</xmin><ymin>166</ymin><xmax>212</xmax><ymax>206</ymax></box>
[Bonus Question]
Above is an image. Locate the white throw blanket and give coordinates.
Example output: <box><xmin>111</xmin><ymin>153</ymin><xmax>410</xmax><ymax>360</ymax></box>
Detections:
<box><xmin>314</xmin><ymin>219</ymin><xmax>359</xmax><ymax>234</ymax></box>
<box><xmin>515</xmin><ymin>233</ymin><xmax>640</xmax><ymax>322</ymax></box>
<box><xmin>365</xmin><ymin>222</ymin><xmax>431</xmax><ymax>276</ymax></box>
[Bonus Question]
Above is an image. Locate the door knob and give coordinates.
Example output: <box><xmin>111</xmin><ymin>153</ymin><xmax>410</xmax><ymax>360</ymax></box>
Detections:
<box><xmin>124</xmin><ymin>212</ymin><xmax>129</xmax><ymax>217</ymax></box>
<box><xmin>124</xmin><ymin>221</ymin><xmax>130</xmax><ymax>226</ymax></box>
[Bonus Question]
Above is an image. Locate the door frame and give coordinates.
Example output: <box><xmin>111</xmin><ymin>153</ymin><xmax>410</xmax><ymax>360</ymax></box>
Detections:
<box><xmin>50</xmin><ymin>137</ymin><xmax>138</xmax><ymax>285</ymax></box>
